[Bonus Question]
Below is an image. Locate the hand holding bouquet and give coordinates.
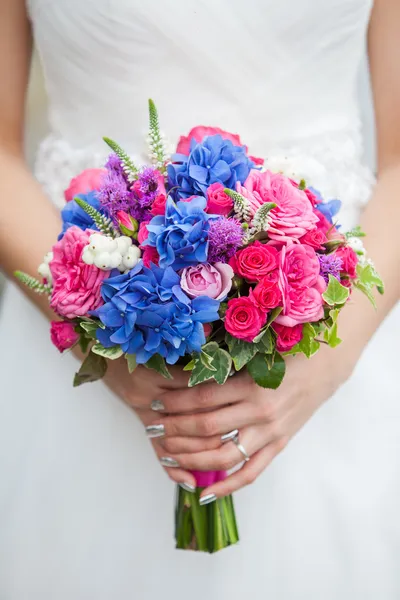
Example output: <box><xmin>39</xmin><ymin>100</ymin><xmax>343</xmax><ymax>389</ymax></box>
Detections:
<box><xmin>16</xmin><ymin>100</ymin><xmax>383</xmax><ymax>552</ymax></box>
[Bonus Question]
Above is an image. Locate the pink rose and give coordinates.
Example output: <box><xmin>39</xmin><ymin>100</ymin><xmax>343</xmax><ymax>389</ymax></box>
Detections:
<box><xmin>229</xmin><ymin>241</ymin><xmax>279</xmax><ymax>282</ymax></box>
<box><xmin>142</xmin><ymin>246</ymin><xmax>159</xmax><ymax>268</ymax></box>
<box><xmin>64</xmin><ymin>168</ymin><xmax>106</xmax><ymax>202</ymax></box>
<box><xmin>335</xmin><ymin>246</ymin><xmax>358</xmax><ymax>279</ymax></box>
<box><xmin>280</xmin><ymin>244</ymin><xmax>321</xmax><ymax>290</ymax></box>
<box><xmin>180</xmin><ymin>263</ymin><xmax>234</xmax><ymax>301</ymax></box>
<box><xmin>176</xmin><ymin>126</ymin><xmax>264</xmax><ymax>165</ymax></box>
<box><xmin>276</xmin><ymin>244</ymin><xmax>326</xmax><ymax>327</ymax></box>
<box><xmin>272</xmin><ymin>323</ymin><xmax>303</xmax><ymax>352</ymax></box>
<box><xmin>150</xmin><ymin>193</ymin><xmax>167</xmax><ymax>216</ymax></box>
<box><xmin>225</xmin><ymin>296</ymin><xmax>266</xmax><ymax>342</ymax></box>
<box><xmin>203</xmin><ymin>324</ymin><xmax>213</xmax><ymax>337</ymax></box>
<box><xmin>50</xmin><ymin>226</ymin><xmax>109</xmax><ymax>319</ymax></box>
<box><xmin>252</xmin><ymin>277</ymin><xmax>282</xmax><ymax>310</ymax></box>
<box><xmin>300</xmin><ymin>227</ymin><xmax>327</xmax><ymax>249</ymax></box>
<box><xmin>138</xmin><ymin>221</ymin><xmax>150</xmax><ymax>245</ymax></box>
<box><xmin>50</xmin><ymin>321</ymin><xmax>79</xmax><ymax>353</ymax></box>
<box><xmin>176</xmin><ymin>126</ymin><xmax>243</xmax><ymax>155</ymax></box>
<box><xmin>206</xmin><ymin>183</ymin><xmax>234</xmax><ymax>216</ymax></box>
<box><xmin>237</xmin><ymin>170</ymin><xmax>318</xmax><ymax>243</ymax></box>
<box><xmin>116</xmin><ymin>211</ymin><xmax>138</xmax><ymax>236</ymax></box>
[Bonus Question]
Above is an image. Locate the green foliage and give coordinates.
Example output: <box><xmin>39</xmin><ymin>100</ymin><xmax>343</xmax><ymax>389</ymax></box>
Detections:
<box><xmin>247</xmin><ymin>352</ymin><xmax>286</xmax><ymax>389</ymax></box>
<box><xmin>225</xmin><ymin>329</ymin><xmax>274</xmax><ymax>372</ymax></box>
<box><xmin>322</xmin><ymin>274</ymin><xmax>350</xmax><ymax>306</ymax></box>
<box><xmin>199</xmin><ymin>350</ymin><xmax>217</xmax><ymax>371</ymax></box>
<box><xmin>285</xmin><ymin>323</ymin><xmax>321</xmax><ymax>358</ymax></box>
<box><xmin>345</xmin><ymin>225</ymin><xmax>366</xmax><ymax>238</ymax></box>
<box><xmin>14</xmin><ymin>271</ymin><xmax>52</xmax><ymax>295</ymax></box>
<box><xmin>78</xmin><ymin>319</ymin><xmax>102</xmax><ymax>339</ymax></box>
<box><xmin>74</xmin><ymin>197</ymin><xmax>117</xmax><ymax>237</ymax></box>
<box><xmin>224</xmin><ymin>188</ymin><xmax>252</xmax><ymax>222</ymax></box>
<box><xmin>73</xmin><ymin>351</ymin><xmax>107</xmax><ymax>387</ymax></box>
<box><xmin>354</xmin><ymin>262</ymin><xmax>384</xmax><ymax>308</ymax></box>
<box><xmin>91</xmin><ymin>343</ymin><xmax>124</xmax><ymax>360</ymax></box>
<box><xmin>148</xmin><ymin>99</ymin><xmax>167</xmax><ymax>173</ymax></box>
<box><xmin>126</xmin><ymin>354</ymin><xmax>137</xmax><ymax>374</ymax></box>
<box><xmin>144</xmin><ymin>354</ymin><xmax>173</xmax><ymax>379</ymax></box>
<box><xmin>252</xmin><ymin>308</ymin><xmax>282</xmax><ymax>344</ymax></box>
<box><xmin>298</xmin><ymin>179</ymin><xmax>307</xmax><ymax>190</ymax></box>
<box><xmin>103</xmin><ymin>136</ymin><xmax>139</xmax><ymax>181</ymax></box>
<box><xmin>189</xmin><ymin>342</ymin><xmax>232</xmax><ymax>387</ymax></box>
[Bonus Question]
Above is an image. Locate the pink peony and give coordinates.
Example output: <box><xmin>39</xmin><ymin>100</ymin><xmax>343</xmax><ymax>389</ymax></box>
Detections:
<box><xmin>229</xmin><ymin>241</ymin><xmax>279</xmax><ymax>282</ymax></box>
<box><xmin>225</xmin><ymin>296</ymin><xmax>266</xmax><ymax>342</ymax></box>
<box><xmin>237</xmin><ymin>170</ymin><xmax>318</xmax><ymax>243</ymax></box>
<box><xmin>272</xmin><ymin>323</ymin><xmax>303</xmax><ymax>352</ymax></box>
<box><xmin>142</xmin><ymin>246</ymin><xmax>159</xmax><ymax>268</ymax></box>
<box><xmin>335</xmin><ymin>246</ymin><xmax>358</xmax><ymax>279</ymax></box>
<box><xmin>50</xmin><ymin>226</ymin><xmax>109</xmax><ymax>319</ymax></box>
<box><xmin>64</xmin><ymin>168</ymin><xmax>106</xmax><ymax>202</ymax></box>
<box><xmin>50</xmin><ymin>321</ymin><xmax>79</xmax><ymax>353</ymax></box>
<box><xmin>206</xmin><ymin>183</ymin><xmax>234</xmax><ymax>216</ymax></box>
<box><xmin>180</xmin><ymin>263</ymin><xmax>234</xmax><ymax>301</ymax></box>
<box><xmin>276</xmin><ymin>244</ymin><xmax>326</xmax><ymax>327</ymax></box>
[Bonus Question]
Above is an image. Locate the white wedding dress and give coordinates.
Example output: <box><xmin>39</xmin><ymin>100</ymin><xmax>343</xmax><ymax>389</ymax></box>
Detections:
<box><xmin>1</xmin><ymin>1</ymin><xmax>400</xmax><ymax>598</ymax></box>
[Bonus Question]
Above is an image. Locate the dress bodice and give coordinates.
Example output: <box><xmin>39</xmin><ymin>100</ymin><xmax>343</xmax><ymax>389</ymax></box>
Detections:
<box><xmin>27</xmin><ymin>0</ymin><xmax>375</xmax><ymax>224</ymax></box>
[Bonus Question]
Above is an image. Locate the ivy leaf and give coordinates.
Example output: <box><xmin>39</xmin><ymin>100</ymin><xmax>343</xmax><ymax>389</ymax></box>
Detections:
<box><xmin>144</xmin><ymin>354</ymin><xmax>173</xmax><ymax>380</ymax></box>
<box><xmin>323</xmin><ymin>322</ymin><xmax>342</xmax><ymax>348</ymax></box>
<box><xmin>183</xmin><ymin>358</ymin><xmax>196</xmax><ymax>371</ymax></box>
<box><xmin>247</xmin><ymin>352</ymin><xmax>286</xmax><ymax>389</ymax></box>
<box><xmin>189</xmin><ymin>344</ymin><xmax>232</xmax><ymax>387</ymax></box>
<box><xmin>255</xmin><ymin>328</ymin><xmax>274</xmax><ymax>354</ymax></box>
<box><xmin>200</xmin><ymin>350</ymin><xmax>217</xmax><ymax>372</ymax></box>
<box><xmin>91</xmin><ymin>343</ymin><xmax>124</xmax><ymax>360</ymax></box>
<box><xmin>79</xmin><ymin>320</ymin><xmax>102</xmax><ymax>338</ymax></box>
<box><xmin>353</xmin><ymin>280</ymin><xmax>376</xmax><ymax>309</ymax></box>
<box><xmin>73</xmin><ymin>352</ymin><xmax>107</xmax><ymax>387</ymax></box>
<box><xmin>284</xmin><ymin>323</ymin><xmax>320</xmax><ymax>358</ymax></box>
<box><xmin>356</xmin><ymin>262</ymin><xmax>384</xmax><ymax>291</ymax></box>
<box><xmin>79</xmin><ymin>335</ymin><xmax>91</xmax><ymax>354</ymax></box>
<box><xmin>125</xmin><ymin>354</ymin><xmax>137</xmax><ymax>374</ymax></box>
<box><xmin>225</xmin><ymin>334</ymin><xmax>258</xmax><ymax>371</ymax></box>
<box><xmin>322</xmin><ymin>274</ymin><xmax>350</xmax><ymax>306</ymax></box>
<box><xmin>252</xmin><ymin>307</ymin><xmax>283</xmax><ymax>344</ymax></box>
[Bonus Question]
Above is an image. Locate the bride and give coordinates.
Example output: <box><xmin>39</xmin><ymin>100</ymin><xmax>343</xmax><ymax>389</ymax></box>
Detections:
<box><xmin>0</xmin><ymin>0</ymin><xmax>399</xmax><ymax>598</ymax></box>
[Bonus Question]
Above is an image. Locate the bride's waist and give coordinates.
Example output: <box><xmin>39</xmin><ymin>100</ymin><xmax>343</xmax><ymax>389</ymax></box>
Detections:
<box><xmin>33</xmin><ymin>128</ymin><xmax>375</xmax><ymax>225</ymax></box>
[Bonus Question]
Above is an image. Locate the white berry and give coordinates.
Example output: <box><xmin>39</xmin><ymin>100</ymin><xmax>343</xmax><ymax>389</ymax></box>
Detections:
<box><xmin>94</xmin><ymin>252</ymin><xmax>112</xmax><ymax>270</ymax></box>
<box><xmin>82</xmin><ymin>248</ymin><xmax>94</xmax><ymax>265</ymax></box>
<box><xmin>109</xmin><ymin>251</ymin><xmax>123</xmax><ymax>269</ymax></box>
<box><xmin>122</xmin><ymin>246</ymin><xmax>141</xmax><ymax>269</ymax></box>
<box><xmin>116</xmin><ymin>236</ymin><xmax>132</xmax><ymax>255</ymax></box>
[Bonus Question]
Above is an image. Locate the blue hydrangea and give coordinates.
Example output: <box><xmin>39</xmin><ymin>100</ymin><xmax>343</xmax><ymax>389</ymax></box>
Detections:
<box><xmin>167</xmin><ymin>134</ymin><xmax>255</xmax><ymax>199</ymax></box>
<box><xmin>58</xmin><ymin>191</ymin><xmax>103</xmax><ymax>240</ymax></box>
<box><xmin>92</xmin><ymin>261</ymin><xmax>220</xmax><ymax>364</ymax></box>
<box><xmin>310</xmin><ymin>187</ymin><xmax>342</xmax><ymax>225</ymax></box>
<box><xmin>144</xmin><ymin>195</ymin><xmax>218</xmax><ymax>270</ymax></box>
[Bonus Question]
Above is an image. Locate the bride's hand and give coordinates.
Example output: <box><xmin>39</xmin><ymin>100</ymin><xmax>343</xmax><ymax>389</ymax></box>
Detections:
<box><xmin>103</xmin><ymin>358</ymin><xmax>199</xmax><ymax>490</ymax></box>
<box><xmin>147</xmin><ymin>346</ymin><xmax>355</xmax><ymax>498</ymax></box>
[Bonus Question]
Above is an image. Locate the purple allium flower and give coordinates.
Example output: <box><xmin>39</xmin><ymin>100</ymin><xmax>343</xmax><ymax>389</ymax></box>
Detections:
<box><xmin>105</xmin><ymin>153</ymin><xmax>126</xmax><ymax>177</ymax></box>
<box><xmin>207</xmin><ymin>217</ymin><xmax>244</xmax><ymax>263</ymax></box>
<box><xmin>98</xmin><ymin>168</ymin><xmax>133</xmax><ymax>222</ymax></box>
<box><xmin>318</xmin><ymin>253</ymin><xmax>343</xmax><ymax>284</ymax></box>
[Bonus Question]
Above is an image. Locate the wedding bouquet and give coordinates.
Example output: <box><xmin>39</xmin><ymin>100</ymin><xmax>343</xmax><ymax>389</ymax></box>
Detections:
<box><xmin>16</xmin><ymin>100</ymin><xmax>383</xmax><ymax>553</ymax></box>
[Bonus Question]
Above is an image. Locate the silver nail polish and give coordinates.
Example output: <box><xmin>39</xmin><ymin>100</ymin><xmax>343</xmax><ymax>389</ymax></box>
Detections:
<box><xmin>146</xmin><ymin>424</ymin><xmax>165</xmax><ymax>438</ymax></box>
<box><xmin>151</xmin><ymin>400</ymin><xmax>165</xmax><ymax>412</ymax></box>
<box><xmin>179</xmin><ymin>482</ymin><xmax>196</xmax><ymax>493</ymax></box>
<box><xmin>221</xmin><ymin>429</ymin><xmax>239</xmax><ymax>444</ymax></box>
<box><xmin>199</xmin><ymin>493</ymin><xmax>217</xmax><ymax>506</ymax></box>
<box><xmin>160</xmin><ymin>457</ymin><xmax>179</xmax><ymax>468</ymax></box>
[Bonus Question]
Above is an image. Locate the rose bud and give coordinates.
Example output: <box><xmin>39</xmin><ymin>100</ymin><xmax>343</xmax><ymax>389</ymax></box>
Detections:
<box><xmin>117</xmin><ymin>211</ymin><xmax>139</xmax><ymax>238</ymax></box>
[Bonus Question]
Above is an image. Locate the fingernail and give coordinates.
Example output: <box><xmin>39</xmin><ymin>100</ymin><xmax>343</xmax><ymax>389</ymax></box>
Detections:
<box><xmin>199</xmin><ymin>493</ymin><xmax>217</xmax><ymax>506</ymax></box>
<box><xmin>221</xmin><ymin>429</ymin><xmax>239</xmax><ymax>444</ymax></box>
<box><xmin>160</xmin><ymin>457</ymin><xmax>179</xmax><ymax>468</ymax></box>
<box><xmin>146</xmin><ymin>424</ymin><xmax>165</xmax><ymax>438</ymax></box>
<box><xmin>151</xmin><ymin>400</ymin><xmax>165</xmax><ymax>412</ymax></box>
<box><xmin>180</xmin><ymin>482</ymin><xmax>196</xmax><ymax>493</ymax></box>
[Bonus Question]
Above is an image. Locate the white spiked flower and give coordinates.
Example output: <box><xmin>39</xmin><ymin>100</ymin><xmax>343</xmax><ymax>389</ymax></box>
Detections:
<box><xmin>347</xmin><ymin>236</ymin><xmax>365</xmax><ymax>254</ymax></box>
<box><xmin>38</xmin><ymin>251</ymin><xmax>54</xmax><ymax>284</ymax></box>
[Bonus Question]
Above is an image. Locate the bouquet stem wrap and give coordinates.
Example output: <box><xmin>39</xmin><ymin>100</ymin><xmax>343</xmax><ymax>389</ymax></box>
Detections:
<box><xmin>175</xmin><ymin>471</ymin><xmax>239</xmax><ymax>553</ymax></box>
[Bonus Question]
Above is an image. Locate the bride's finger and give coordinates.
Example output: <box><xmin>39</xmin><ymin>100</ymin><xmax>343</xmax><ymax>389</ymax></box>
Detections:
<box><xmin>147</xmin><ymin>401</ymin><xmax>264</xmax><ymax>439</ymax></box>
<box><xmin>155</xmin><ymin>424</ymin><xmax>276</xmax><ymax>472</ymax></box>
<box><xmin>200</xmin><ymin>437</ymin><xmax>288</xmax><ymax>500</ymax></box>
<box><xmin>155</xmin><ymin>371</ymin><xmax>252</xmax><ymax>414</ymax></box>
<box><xmin>157</xmin><ymin>434</ymin><xmax>224</xmax><ymax>454</ymax></box>
<box><xmin>150</xmin><ymin>442</ymin><xmax>197</xmax><ymax>490</ymax></box>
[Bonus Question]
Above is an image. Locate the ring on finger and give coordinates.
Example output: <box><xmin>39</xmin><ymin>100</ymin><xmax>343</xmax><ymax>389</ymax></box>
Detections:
<box><xmin>232</xmin><ymin>431</ymin><xmax>250</xmax><ymax>462</ymax></box>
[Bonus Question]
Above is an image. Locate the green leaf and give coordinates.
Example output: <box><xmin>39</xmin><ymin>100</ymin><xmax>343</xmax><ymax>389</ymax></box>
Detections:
<box><xmin>353</xmin><ymin>280</ymin><xmax>377</xmax><ymax>308</ymax></box>
<box><xmin>255</xmin><ymin>328</ymin><xmax>274</xmax><ymax>354</ymax></box>
<box><xmin>253</xmin><ymin>307</ymin><xmax>283</xmax><ymax>343</ymax></box>
<box><xmin>183</xmin><ymin>358</ymin><xmax>196</xmax><ymax>371</ymax></box>
<box><xmin>125</xmin><ymin>353</ymin><xmax>137</xmax><ymax>374</ymax></box>
<box><xmin>79</xmin><ymin>335</ymin><xmax>91</xmax><ymax>354</ymax></box>
<box><xmin>356</xmin><ymin>262</ymin><xmax>384</xmax><ymax>291</ymax></box>
<box><xmin>298</xmin><ymin>178</ymin><xmax>307</xmax><ymax>190</ymax></box>
<box><xmin>79</xmin><ymin>320</ymin><xmax>101</xmax><ymax>338</ymax></box>
<box><xmin>225</xmin><ymin>334</ymin><xmax>258</xmax><ymax>371</ymax></box>
<box><xmin>144</xmin><ymin>354</ymin><xmax>173</xmax><ymax>380</ymax></box>
<box><xmin>73</xmin><ymin>352</ymin><xmax>107</xmax><ymax>387</ymax></box>
<box><xmin>323</xmin><ymin>322</ymin><xmax>342</xmax><ymax>348</ymax></box>
<box><xmin>284</xmin><ymin>323</ymin><xmax>320</xmax><ymax>358</ymax></box>
<box><xmin>189</xmin><ymin>343</ymin><xmax>232</xmax><ymax>387</ymax></box>
<box><xmin>91</xmin><ymin>343</ymin><xmax>124</xmax><ymax>360</ymax></box>
<box><xmin>247</xmin><ymin>352</ymin><xmax>286</xmax><ymax>389</ymax></box>
<box><xmin>322</xmin><ymin>274</ymin><xmax>350</xmax><ymax>306</ymax></box>
<box><xmin>200</xmin><ymin>350</ymin><xmax>217</xmax><ymax>372</ymax></box>
<box><xmin>345</xmin><ymin>225</ymin><xmax>366</xmax><ymax>238</ymax></box>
